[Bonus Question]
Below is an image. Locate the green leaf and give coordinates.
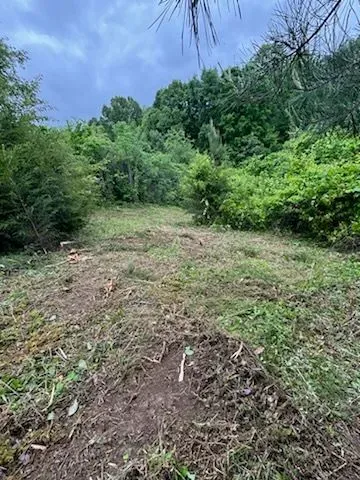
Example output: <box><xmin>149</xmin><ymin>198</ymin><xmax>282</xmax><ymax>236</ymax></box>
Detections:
<box><xmin>184</xmin><ymin>346</ymin><xmax>194</xmax><ymax>356</ymax></box>
<box><xmin>55</xmin><ymin>381</ymin><xmax>64</xmax><ymax>396</ymax></box>
<box><xmin>47</xmin><ymin>411</ymin><xmax>55</xmax><ymax>421</ymax></box>
<box><xmin>78</xmin><ymin>359</ymin><xmax>87</xmax><ymax>371</ymax></box>
<box><xmin>66</xmin><ymin>371</ymin><xmax>79</xmax><ymax>382</ymax></box>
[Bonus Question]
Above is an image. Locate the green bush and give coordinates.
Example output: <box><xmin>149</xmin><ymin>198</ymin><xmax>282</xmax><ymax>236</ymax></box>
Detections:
<box><xmin>65</xmin><ymin>122</ymin><xmax>197</xmax><ymax>206</ymax></box>
<box><xmin>138</xmin><ymin>152</ymin><xmax>186</xmax><ymax>205</ymax></box>
<box><xmin>0</xmin><ymin>128</ymin><xmax>96</xmax><ymax>251</ymax></box>
<box><xmin>184</xmin><ymin>133</ymin><xmax>360</xmax><ymax>245</ymax></box>
<box><xmin>182</xmin><ymin>153</ymin><xmax>230</xmax><ymax>223</ymax></box>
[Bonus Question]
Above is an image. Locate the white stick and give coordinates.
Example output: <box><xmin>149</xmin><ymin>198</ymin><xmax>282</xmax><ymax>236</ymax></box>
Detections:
<box><xmin>178</xmin><ymin>353</ymin><xmax>186</xmax><ymax>382</ymax></box>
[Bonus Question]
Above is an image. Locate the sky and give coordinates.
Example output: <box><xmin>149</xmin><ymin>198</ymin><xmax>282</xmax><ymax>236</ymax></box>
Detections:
<box><xmin>0</xmin><ymin>0</ymin><xmax>276</xmax><ymax>124</ymax></box>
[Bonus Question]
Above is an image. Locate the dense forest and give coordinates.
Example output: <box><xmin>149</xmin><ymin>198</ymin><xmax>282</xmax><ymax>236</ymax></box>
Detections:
<box><xmin>1</xmin><ymin>29</ymin><xmax>360</xmax><ymax>251</ymax></box>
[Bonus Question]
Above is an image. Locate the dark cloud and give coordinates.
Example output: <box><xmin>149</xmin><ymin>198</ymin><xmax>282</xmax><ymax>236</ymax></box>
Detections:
<box><xmin>0</xmin><ymin>0</ymin><xmax>276</xmax><ymax>123</ymax></box>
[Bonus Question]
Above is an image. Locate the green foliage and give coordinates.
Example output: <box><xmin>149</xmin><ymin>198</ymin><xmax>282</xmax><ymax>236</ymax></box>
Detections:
<box><xmin>288</xmin><ymin>37</ymin><xmax>360</xmax><ymax>134</ymax></box>
<box><xmin>143</xmin><ymin>64</ymin><xmax>290</xmax><ymax>164</ymax></box>
<box><xmin>163</xmin><ymin>129</ymin><xmax>195</xmax><ymax>164</ymax></box>
<box><xmin>0</xmin><ymin>128</ymin><xmax>96</xmax><ymax>250</ymax></box>
<box><xmin>65</xmin><ymin>121</ymin><xmax>197</xmax><ymax>206</ymax></box>
<box><xmin>0</xmin><ymin>39</ymin><xmax>44</xmax><ymax>148</ymax></box>
<box><xmin>182</xmin><ymin>154</ymin><xmax>230</xmax><ymax>223</ymax></box>
<box><xmin>201</xmin><ymin>119</ymin><xmax>229</xmax><ymax>165</ymax></box>
<box><xmin>3</xmin><ymin>32</ymin><xmax>360</xmax><ymax>251</ymax></box>
<box><xmin>184</xmin><ymin>133</ymin><xmax>360</xmax><ymax>245</ymax></box>
<box><xmin>96</xmin><ymin>96</ymin><xmax>143</xmax><ymax>138</ymax></box>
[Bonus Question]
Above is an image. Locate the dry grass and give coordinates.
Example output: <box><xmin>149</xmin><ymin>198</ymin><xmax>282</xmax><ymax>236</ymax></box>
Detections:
<box><xmin>1</xmin><ymin>206</ymin><xmax>360</xmax><ymax>479</ymax></box>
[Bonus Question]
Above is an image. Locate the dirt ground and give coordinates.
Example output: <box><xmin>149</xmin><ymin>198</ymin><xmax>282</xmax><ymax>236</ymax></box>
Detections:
<box><xmin>1</xmin><ymin>208</ymin><xmax>360</xmax><ymax>479</ymax></box>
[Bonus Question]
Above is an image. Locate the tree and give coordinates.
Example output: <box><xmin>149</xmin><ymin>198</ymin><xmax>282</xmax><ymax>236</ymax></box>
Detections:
<box><xmin>0</xmin><ymin>128</ymin><xmax>96</xmax><ymax>250</ymax></box>
<box><xmin>0</xmin><ymin>39</ymin><xmax>95</xmax><ymax>251</ymax></box>
<box><xmin>159</xmin><ymin>0</ymin><xmax>359</xmax><ymax>57</ymax></box>
<box><xmin>158</xmin><ymin>0</ymin><xmax>360</xmax><ymax>136</ymax></box>
<box><xmin>284</xmin><ymin>36</ymin><xmax>360</xmax><ymax>134</ymax></box>
<box><xmin>0</xmin><ymin>38</ymin><xmax>44</xmax><ymax>147</ymax></box>
<box><xmin>157</xmin><ymin>0</ymin><xmax>240</xmax><ymax>50</ymax></box>
<box><xmin>98</xmin><ymin>96</ymin><xmax>143</xmax><ymax>137</ymax></box>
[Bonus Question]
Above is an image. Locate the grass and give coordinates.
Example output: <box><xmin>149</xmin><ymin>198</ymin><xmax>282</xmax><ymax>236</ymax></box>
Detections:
<box><xmin>79</xmin><ymin>204</ymin><xmax>190</xmax><ymax>242</ymax></box>
<box><xmin>165</xmin><ymin>231</ymin><xmax>360</xmax><ymax>418</ymax></box>
<box><xmin>1</xmin><ymin>205</ymin><xmax>359</xmax><ymax>479</ymax></box>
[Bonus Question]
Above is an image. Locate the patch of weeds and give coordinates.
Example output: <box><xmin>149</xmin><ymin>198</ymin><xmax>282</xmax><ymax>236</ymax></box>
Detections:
<box><xmin>149</xmin><ymin>240</ymin><xmax>181</xmax><ymax>260</ymax></box>
<box><xmin>283</xmin><ymin>249</ymin><xmax>315</xmax><ymax>263</ymax></box>
<box><xmin>174</xmin><ymin>258</ymin><xmax>278</xmax><ymax>298</ymax></box>
<box><xmin>1</xmin><ymin>289</ymin><xmax>29</xmax><ymax>314</ymax></box>
<box><xmin>27</xmin><ymin>309</ymin><xmax>46</xmax><ymax>333</ymax></box>
<box><xmin>298</xmin><ymin>255</ymin><xmax>360</xmax><ymax>292</ymax></box>
<box><xmin>229</xmin><ymin>448</ymin><xmax>291</xmax><ymax>480</ymax></box>
<box><xmin>0</xmin><ymin>350</ymin><xmax>92</xmax><ymax>414</ymax></box>
<box><xmin>126</xmin><ymin>262</ymin><xmax>156</xmax><ymax>281</ymax></box>
<box><xmin>80</xmin><ymin>206</ymin><xmax>191</xmax><ymax>243</ymax></box>
<box><xmin>283</xmin><ymin>349</ymin><xmax>360</xmax><ymax>417</ymax></box>
<box><xmin>210</xmin><ymin>223</ymin><xmax>231</xmax><ymax>232</ymax></box>
<box><xmin>219</xmin><ymin>300</ymin><xmax>295</xmax><ymax>361</ymax></box>
<box><xmin>0</xmin><ymin>252</ymin><xmax>44</xmax><ymax>276</ymax></box>
<box><xmin>146</xmin><ymin>448</ymin><xmax>195</xmax><ymax>480</ymax></box>
<box><xmin>238</xmin><ymin>244</ymin><xmax>261</xmax><ymax>258</ymax></box>
<box><xmin>0</xmin><ymin>435</ymin><xmax>15</xmax><ymax>467</ymax></box>
<box><xmin>218</xmin><ymin>297</ymin><xmax>360</xmax><ymax>417</ymax></box>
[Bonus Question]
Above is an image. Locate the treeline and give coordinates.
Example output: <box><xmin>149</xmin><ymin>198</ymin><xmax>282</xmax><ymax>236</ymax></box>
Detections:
<box><xmin>1</xmin><ymin>34</ymin><xmax>360</xmax><ymax>251</ymax></box>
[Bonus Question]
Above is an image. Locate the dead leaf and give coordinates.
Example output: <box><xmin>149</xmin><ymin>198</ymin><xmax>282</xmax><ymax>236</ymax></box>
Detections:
<box><xmin>68</xmin><ymin>399</ymin><xmax>79</xmax><ymax>417</ymax></box>
<box><xmin>19</xmin><ymin>452</ymin><xmax>31</xmax><ymax>465</ymax></box>
<box><xmin>67</xmin><ymin>250</ymin><xmax>80</xmax><ymax>264</ymax></box>
<box><xmin>254</xmin><ymin>346</ymin><xmax>265</xmax><ymax>356</ymax></box>
<box><xmin>104</xmin><ymin>278</ymin><xmax>116</xmax><ymax>298</ymax></box>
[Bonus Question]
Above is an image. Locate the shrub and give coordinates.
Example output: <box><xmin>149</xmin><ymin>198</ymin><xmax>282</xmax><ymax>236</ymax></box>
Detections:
<box><xmin>184</xmin><ymin>133</ymin><xmax>360</xmax><ymax>245</ymax></box>
<box><xmin>182</xmin><ymin>153</ymin><xmax>230</xmax><ymax>223</ymax></box>
<box><xmin>0</xmin><ymin>128</ymin><xmax>96</xmax><ymax>251</ymax></box>
<box><xmin>139</xmin><ymin>152</ymin><xmax>186</xmax><ymax>205</ymax></box>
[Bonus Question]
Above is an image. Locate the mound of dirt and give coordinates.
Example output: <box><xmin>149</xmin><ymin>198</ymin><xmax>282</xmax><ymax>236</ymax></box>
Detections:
<box><xmin>12</xmin><ymin>330</ymin><xmax>359</xmax><ymax>480</ymax></box>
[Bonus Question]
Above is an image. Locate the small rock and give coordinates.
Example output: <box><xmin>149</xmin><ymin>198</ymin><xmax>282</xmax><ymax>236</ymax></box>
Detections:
<box><xmin>241</xmin><ymin>387</ymin><xmax>253</xmax><ymax>397</ymax></box>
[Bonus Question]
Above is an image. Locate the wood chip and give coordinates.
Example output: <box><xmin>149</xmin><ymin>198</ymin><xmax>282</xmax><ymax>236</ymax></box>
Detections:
<box><xmin>31</xmin><ymin>444</ymin><xmax>46</xmax><ymax>451</ymax></box>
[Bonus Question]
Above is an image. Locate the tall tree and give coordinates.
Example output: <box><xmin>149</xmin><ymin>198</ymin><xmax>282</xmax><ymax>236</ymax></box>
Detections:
<box><xmin>99</xmin><ymin>96</ymin><xmax>143</xmax><ymax>137</ymax></box>
<box><xmin>0</xmin><ymin>39</ymin><xmax>43</xmax><ymax>147</ymax></box>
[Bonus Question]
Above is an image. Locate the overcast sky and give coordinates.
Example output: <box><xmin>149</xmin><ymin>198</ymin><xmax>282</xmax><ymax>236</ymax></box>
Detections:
<box><xmin>1</xmin><ymin>0</ymin><xmax>276</xmax><ymax>123</ymax></box>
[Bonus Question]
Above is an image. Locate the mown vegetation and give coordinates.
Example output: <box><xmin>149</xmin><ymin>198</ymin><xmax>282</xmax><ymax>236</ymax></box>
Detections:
<box><xmin>1</xmin><ymin>207</ymin><xmax>359</xmax><ymax>479</ymax></box>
